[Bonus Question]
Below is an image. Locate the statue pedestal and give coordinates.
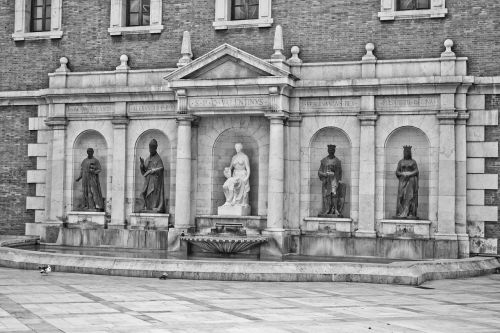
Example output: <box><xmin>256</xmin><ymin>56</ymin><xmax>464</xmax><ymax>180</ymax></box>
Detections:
<box><xmin>67</xmin><ymin>212</ymin><xmax>106</xmax><ymax>226</ymax></box>
<box><xmin>380</xmin><ymin>219</ymin><xmax>431</xmax><ymax>239</ymax></box>
<box><xmin>303</xmin><ymin>217</ymin><xmax>353</xmax><ymax>235</ymax></box>
<box><xmin>217</xmin><ymin>204</ymin><xmax>250</xmax><ymax>216</ymax></box>
<box><xmin>129</xmin><ymin>213</ymin><xmax>170</xmax><ymax>230</ymax></box>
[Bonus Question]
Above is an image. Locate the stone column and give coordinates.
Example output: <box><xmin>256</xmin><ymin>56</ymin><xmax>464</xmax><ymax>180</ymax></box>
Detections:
<box><xmin>356</xmin><ymin>112</ymin><xmax>378</xmax><ymax>238</ymax></box>
<box><xmin>262</xmin><ymin>115</ymin><xmax>287</xmax><ymax>258</ymax></box>
<box><xmin>168</xmin><ymin>116</ymin><xmax>195</xmax><ymax>253</ymax></box>
<box><xmin>455</xmin><ymin>86</ymin><xmax>470</xmax><ymax>258</ymax></box>
<box><xmin>109</xmin><ymin>111</ymin><xmax>128</xmax><ymax>228</ymax></box>
<box><xmin>46</xmin><ymin>106</ymin><xmax>67</xmax><ymax>222</ymax></box>
<box><xmin>436</xmin><ymin>113</ymin><xmax>458</xmax><ymax>241</ymax></box>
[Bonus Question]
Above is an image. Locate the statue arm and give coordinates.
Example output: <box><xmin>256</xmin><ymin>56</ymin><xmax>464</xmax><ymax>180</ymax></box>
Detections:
<box><xmin>318</xmin><ymin>162</ymin><xmax>326</xmax><ymax>180</ymax></box>
<box><xmin>75</xmin><ymin>166</ymin><xmax>83</xmax><ymax>182</ymax></box>
<box><xmin>94</xmin><ymin>160</ymin><xmax>102</xmax><ymax>174</ymax></box>
<box><xmin>139</xmin><ymin>158</ymin><xmax>146</xmax><ymax>175</ymax></box>
<box><xmin>244</xmin><ymin>156</ymin><xmax>250</xmax><ymax>181</ymax></box>
<box><xmin>408</xmin><ymin>162</ymin><xmax>419</xmax><ymax>177</ymax></box>
<box><xmin>395</xmin><ymin>161</ymin><xmax>402</xmax><ymax>178</ymax></box>
<box><xmin>338</xmin><ymin>163</ymin><xmax>343</xmax><ymax>181</ymax></box>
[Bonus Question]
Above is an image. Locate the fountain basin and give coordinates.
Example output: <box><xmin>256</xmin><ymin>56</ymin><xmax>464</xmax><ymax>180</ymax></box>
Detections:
<box><xmin>181</xmin><ymin>235</ymin><xmax>268</xmax><ymax>254</ymax></box>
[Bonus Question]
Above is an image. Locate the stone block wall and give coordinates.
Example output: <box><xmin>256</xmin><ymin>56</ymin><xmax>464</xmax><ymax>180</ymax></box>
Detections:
<box><xmin>1</xmin><ymin>1</ymin><xmax>500</xmax><ymax>91</ymax></box>
<box><xmin>0</xmin><ymin>105</ymin><xmax>37</xmax><ymax>235</ymax></box>
<box><xmin>484</xmin><ymin>94</ymin><xmax>500</xmax><ymax>253</ymax></box>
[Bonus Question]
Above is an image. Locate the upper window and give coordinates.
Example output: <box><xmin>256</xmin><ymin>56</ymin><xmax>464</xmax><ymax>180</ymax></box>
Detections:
<box><xmin>108</xmin><ymin>0</ymin><xmax>163</xmax><ymax>35</ymax></box>
<box><xmin>30</xmin><ymin>0</ymin><xmax>51</xmax><ymax>32</ymax></box>
<box><xmin>378</xmin><ymin>0</ymin><xmax>447</xmax><ymax>21</ymax></box>
<box><xmin>12</xmin><ymin>0</ymin><xmax>63</xmax><ymax>41</ymax></box>
<box><xmin>397</xmin><ymin>0</ymin><xmax>430</xmax><ymax>11</ymax></box>
<box><xmin>214</xmin><ymin>0</ymin><xmax>273</xmax><ymax>30</ymax></box>
<box><xmin>231</xmin><ymin>0</ymin><xmax>259</xmax><ymax>21</ymax></box>
<box><xmin>126</xmin><ymin>0</ymin><xmax>150</xmax><ymax>27</ymax></box>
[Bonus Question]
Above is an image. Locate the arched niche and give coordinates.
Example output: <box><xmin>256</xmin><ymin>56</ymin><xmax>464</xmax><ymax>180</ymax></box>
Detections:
<box><xmin>384</xmin><ymin>126</ymin><xmax>430</xmax><ymax>219</ymax></box>
<box><xmin>309</xmin><ymin>127</ymin><xmax>352</xmax><ymax>217</ymax></box>
<box><xmin>134</xmin><ymin>130</ymin><xmax>171</xmax><ymax>213</ymax></box>
<box><xmin>212</xmin><ymin>129</ymin><xmax>259</xmax><ymax>215</ymax></box>
<box><xmin>72</xmin><ymin>130</ymin><xmax>108</xmax><ymax>211</ymax></box>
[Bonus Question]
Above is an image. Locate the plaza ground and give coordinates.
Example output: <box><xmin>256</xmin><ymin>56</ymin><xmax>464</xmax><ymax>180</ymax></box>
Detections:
<box><xmin>0</xmin><ymin>268</ymin><xmax>499</xmax><ymax>332</ymax></box>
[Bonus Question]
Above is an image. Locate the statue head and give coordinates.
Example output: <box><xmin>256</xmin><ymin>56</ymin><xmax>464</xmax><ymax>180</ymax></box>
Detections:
<box><xmin>235</xmin><ymin>143</ymin><xmax>243</xmax><ymax>153</ymax></box>
<box><xmin>149</xmin><ymin>139</ymin><xmax>158</xmax><ymax>155</ymax></box>
<box><xmin>327</xmin><ymin>144</ymin><xmax>336</xmax><ymax>157</ymax></box>
<box><xmin>403</xmin><ymin>145</ymin><xmax>412</xmax><ymax>159</ymax></box>
<box><xmin>87</xmin><ymin>148</ymin><xmax>94</xmax><ymax>158</ymax></box>
<box><xmin>223</xmin><ymin>167</ymin><xmax>232</xmax><ymax>179</ymax></box>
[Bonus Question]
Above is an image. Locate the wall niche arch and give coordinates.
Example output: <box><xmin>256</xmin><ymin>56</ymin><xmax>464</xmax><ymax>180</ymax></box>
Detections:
<box><xmin>134</xmin><ymin>130</ymin><xmax>171</xmax><ymax>213</ymax></box>
<box><xmin>384</xmin><ymin>126</ymin><xmax>430</xmax><ymax>220</ymax></box>
<box><xmin>309</xmin><ymin>127</ymin><xmax>352</xmax><ymax>217</ymax></box>
<box><xmin>72</xmin><ymin>130</ymin><xmax>108</xmax><ymax>211</ymax></box>
<box><xmin>212</xmin><ymin>129</ymin><xmax>260</xmax><ymax>215</ymax></box>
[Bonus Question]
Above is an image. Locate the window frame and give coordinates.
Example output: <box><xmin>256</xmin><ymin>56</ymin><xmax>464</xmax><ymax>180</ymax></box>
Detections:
<box><xmin>126</xmin><ymin>0</ymin><xmax>150</xmax><ymax>27</ymax></box>
<box><xmin>12</xmin><ymin>0</ymin><xmax>63</xmax><ymax>41</ymax></box>
<box><xmin>231</xmin><ymin>0</ymin><xmax>259</xmax><ymax>21</ymax></box>
<box><xmin>213</xmin><ymin>0</ymin><xmax>273</xmax><ymax>30</ymax></box>
<box><xmin>108</xmin><ymin>0</ymin><xmax>163</xmax><ymax>36</ymax></box>
<box><xmin>378</xmin><ymin>0</ymin><xmax>447</xmax><ymax>21</ymax></box>
<box><xmin>30</xmin><ymin>0</ymin><xmax>52</xmax><ymax>32</ymax></box>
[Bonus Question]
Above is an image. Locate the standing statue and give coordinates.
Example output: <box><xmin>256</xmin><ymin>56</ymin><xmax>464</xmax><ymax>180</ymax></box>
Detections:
<box><xmin>75</xmin><ymin>148</ymin><xmax>104</xmax><ymax>211</ymax></box>
<box><xmin>395</xmin><ymin>145</ymin><xmax>419</xmax><ymax>219</ymax></box>
<box><xmin>218</xmin><ymin>143</ymin><xmax>251</xmax><ymax>216</ymax></box>
<box><xmin>318</xmin><ymin>144</ymin><xmax>345</xmax><ymax>217</ymax></box>
<box><xmin>139</xmin><ymin>139</ymin><xmax>165</xmax><ymax>213</ymax></box>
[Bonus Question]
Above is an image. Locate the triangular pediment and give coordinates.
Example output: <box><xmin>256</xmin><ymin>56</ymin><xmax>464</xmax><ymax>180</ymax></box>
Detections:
<box><xmin>164</xmin><ymin>43</ymin><xmax>296</xmax><ymax>82</ymax></box>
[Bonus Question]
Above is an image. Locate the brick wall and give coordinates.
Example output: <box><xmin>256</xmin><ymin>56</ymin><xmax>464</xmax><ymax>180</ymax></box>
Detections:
<box><xmin>485</xmin><ymin>95</ymin><xmax>500</xmax><ymax>247</ymax></box>
<box><xmin>0</xmin><ymin>105</ymin><xmax>37</xmax><ymax>235</ymax></box>
<box><xmin>1</xmin><ymin>1</ymin><xmax>500</xmax><ymax>91</ymax></box>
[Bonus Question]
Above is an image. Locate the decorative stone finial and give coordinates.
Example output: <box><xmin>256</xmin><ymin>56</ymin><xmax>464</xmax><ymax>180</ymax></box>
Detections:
<box><xmin>55</xmin><ymin>57</ymin><xmax>70</xmax><ymax>73</ymax></box>
<box><xmin>116</xmin><ymin>54</ymin><xmax>130</xmax><ymax>70</ymax></box>
<box><xmin>271</xmin><ymin>25</ymin><xmax>286</xmax><ymax>61</ymax></box>
<box><xmin>441</xmin><ymin>39</ymin><xmax>455</xmax><ymax>57</ymax></box>
<box><xmin>362</xmin><ymin>42</ymin><xmax>376</xmax><ymax>61</ymax></box>
<box><xmin>287</xmin><ymin>46</ymin><xmax>302</xmax><ymax>65</ymax></box>
<box><xmin>177</xmin><ymin>31</ymin><xmax>193</xmax><ymax>68</ymax></box>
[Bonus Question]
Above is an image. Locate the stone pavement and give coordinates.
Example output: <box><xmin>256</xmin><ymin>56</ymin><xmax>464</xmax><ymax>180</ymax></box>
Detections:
<box><xmin>0</xmin><ymin>267</ymin><xmax>499</xmax><ymax>332</ymax></box>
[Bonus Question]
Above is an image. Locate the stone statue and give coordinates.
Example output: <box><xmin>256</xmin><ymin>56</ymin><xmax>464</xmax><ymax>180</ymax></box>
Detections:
<box><xmin>139</xmin><ymin>139</ymin><xmax>165</xmax><ymax>213</ymax></box>
<box><xmin>218</xmin><ymin>143</ymin><xmax>251</xmax><ymax>216</ymax></box>
<box><xmin>395</xmin><ymin>145</ymin><xmax>419</xmax><ymax>219</ymax></box>
<box><xmin>75</xmin><ymin>148</ymin><xmax>104</xmax><ymax>211</ymax></box>
<box><xmin>318</xmin><ymin>144</ymin><xmax>345</xmax><ymax>217</ymax></box>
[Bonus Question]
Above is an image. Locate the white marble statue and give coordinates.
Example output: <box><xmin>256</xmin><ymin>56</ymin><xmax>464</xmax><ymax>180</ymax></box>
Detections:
<box><xmin>218</xmin><ymin>143</ymin><xmax>251</xmax><ymax>216</ymax></box>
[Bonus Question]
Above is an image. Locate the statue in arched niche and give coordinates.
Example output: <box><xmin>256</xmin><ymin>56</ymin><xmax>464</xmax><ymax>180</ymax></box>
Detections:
<box><xmin>218</xmin><ymin>143</ymin><xmax>251</xmax><ymax>216</ymax></box>
<box><xmin>395</xmin><ymin>145</ymin><xmax>419</xmax><ymax>219</ymax></box>
<box><xmin>139</xmin><ymin>139</ymin><xmax>165</xmax><ymax>213</ymax></box>
<box><xmin>75</xmin><ymin>148</ymin><xmax>104</xmax><ymax>211</ymax></box>
<box><xmin>318</xmin><ymin>144</ymin><xmax>346</xmax><ymax>217</ymax></box>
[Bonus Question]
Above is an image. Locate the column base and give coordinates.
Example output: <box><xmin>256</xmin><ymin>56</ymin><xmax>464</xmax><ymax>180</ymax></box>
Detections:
<box><xmin>25</xmin><ymin>222</ymin><xmax>62</xmax><ymax>243</ymax></box>
<box><xmin>434</xmin><ymin>233</ymin><xmax>458</xmax><ymax>241</ymax></box>
<box><xmin>107</xmin><ymin>224</ymin><xmax>127</xmax><ymax>230</ymax></box>
<box><xmin>260</xmin><ymin>229</ymin><xmax>287</xmax><ymax>260</ymax></box>
<box><xmin>457</xmin><ymin>234</ymin><xmax>470</xmax><ymax>258</ymax></box>
<box><xmin>354</xmin><ymin>230</ymin><xmax>377</xmax><ymax>238</ymax></box>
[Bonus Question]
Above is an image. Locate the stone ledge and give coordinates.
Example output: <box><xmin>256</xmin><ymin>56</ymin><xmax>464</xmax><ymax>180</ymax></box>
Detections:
<box><xmin>0</xmin><ymin>246</ymin><xmax>498</xmax><ymax>285</ymax></box>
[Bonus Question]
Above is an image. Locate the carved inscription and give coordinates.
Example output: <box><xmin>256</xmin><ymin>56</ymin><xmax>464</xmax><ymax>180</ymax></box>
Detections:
<box><xmin>300</xmin><ymin>98</ymin><xmax>360</xmax><ymax>112</ymax></box>
<box><xmin>188</xmin><ymin>96</ymin><xmax>268</xmax><ymax>109</ymax></box>
<box><xmin>128</xmin><ymin>102</ymin><xmax>176</xmax><ymax>114</ymax></box>
<box><xmin>376</xmin><ymin>96</ymin><xmax>439</xmax><ymax>111</ymax></box>
<box><xmin>66</xmin><ymin>103</ymin><xmax>113</xmax><ymax>116</ymax></box>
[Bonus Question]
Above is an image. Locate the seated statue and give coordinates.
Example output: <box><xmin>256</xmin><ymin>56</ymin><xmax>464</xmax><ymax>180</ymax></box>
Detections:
<box><xmin>218</xmin><ymin>143</ymin><xmax>251</xmax><ymax>216</ymax></box>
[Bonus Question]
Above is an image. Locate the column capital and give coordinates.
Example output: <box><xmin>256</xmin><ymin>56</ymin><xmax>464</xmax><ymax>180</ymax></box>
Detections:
<box><xmin>45</xmin><ymin>117</ymin><xmax>67</xmax><ymax>129</ymax></box>
<box><xmin>436</xmin><ymin>112</ymin><xmax>458</xmax><ymax>125</ymax></box>
<box><xmin>357</xmin><ymin>113</ymin><xmax>378</xmax><ymax>126</ymax></box>
<box><xmin>286</xmin><ymin>114</ymin><xmax>302</xmax><ymax>127</ymax></box>
<box><xmin>176</xmin><ymin>115</ymin><xmax>197</xmax><ymax>126</ymax></box>
<box><xmin>111</xmin><ymin>116</ymin><xmax>129</xmax><ymax>128</ymax></box>
<box><xmin>265</xmin><ymin>112</ymin><xmax>288</xmax><ymax>122</ymax></box>
<box><xmin>456</xmin><ymin>112</ymin><xmax>469</xmax><ymax>125</ymax></box>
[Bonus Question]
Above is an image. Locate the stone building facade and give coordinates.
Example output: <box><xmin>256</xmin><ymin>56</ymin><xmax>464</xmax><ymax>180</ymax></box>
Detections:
<box><xmin>0</xmin><ymin>0</ymin><xmax>499</xmax><ymax>257</ymax></box>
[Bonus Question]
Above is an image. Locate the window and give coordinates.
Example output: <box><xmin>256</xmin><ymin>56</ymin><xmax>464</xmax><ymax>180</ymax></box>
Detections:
<box><xmin>397</xmin><ymin>0</ymin><xmax>430</xmax><ymax>10</ymax></box>
<box><xmin>378</xmin><ymin>0</ymin><xmax>447</xmax><ymax>20</ymax></box>
<box><xmin>12</xmin><ymin>0</ymin><xmax>63</xmax><ymax>41</ymax></box>
<box><xmin>31</xmin><ymin>0</ymin><xmax>51</xmax><ymax>32</ymax></box>
<box><xmin>232</xmin><ymin>0</ymin><xmax>259</xmax><ymax>21</ymax></box>
<box><xmin>109</xmin><ymin>0</ymin><xmax>163</xmax><ymax>35</ymax></box>
<box><xmin>127</xmin><ymin>0</ymin><xmax>150</xmax><ymax>26</ymax></box>
<box><xmin>214</xmin><ymin>0</ymin><xmax>273</xmax><ymax>30</ymax></box>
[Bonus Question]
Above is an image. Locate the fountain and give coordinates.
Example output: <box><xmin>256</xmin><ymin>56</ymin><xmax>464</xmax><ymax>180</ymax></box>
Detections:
<box><xmin>181</xmin><ymin>223</ymin><xmax>268</xmax><ymax>254</ymax></box>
